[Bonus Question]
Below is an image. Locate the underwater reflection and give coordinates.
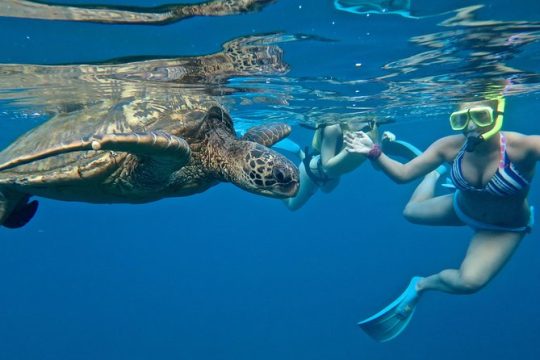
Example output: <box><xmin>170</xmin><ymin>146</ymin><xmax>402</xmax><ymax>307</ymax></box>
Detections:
<box><xmin>0</xmin><ymin>0</ymin><xmax>275</xmax><ymax>24</ymax></box>
<box><xmin>333</xmin><ymin>0</ymin><xmax>472</xmax><ymax>19</ymax></box>
<box><xmin>334</xmin><ymin>0</ymin><xmax>415</xmax><ymax>18</ymax></box>
<box><xmin>1</xmin><ymin>3</ymin><xmax>540</xmax><ymax>128</ymax></box>
<box><xmin>375</xmin><ymin>5</ymin><xmax>540</xmax><ymax>105</ymax></box>
<box><xmin>0</xmin><ymin>34</ymin><xmax>289</xmax><ymax>114</ymax></box>
<box><xmin>309</xmin><ymin>4</ymin><xmax>540</xmax><ymax>119</ymax></box>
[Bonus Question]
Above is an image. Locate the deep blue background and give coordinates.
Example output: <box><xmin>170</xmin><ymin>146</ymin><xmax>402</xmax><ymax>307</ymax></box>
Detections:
<box><xmin>1</xmin><ymin>1</ymin><xmax>540</xmax><ymax>359</ymax></box>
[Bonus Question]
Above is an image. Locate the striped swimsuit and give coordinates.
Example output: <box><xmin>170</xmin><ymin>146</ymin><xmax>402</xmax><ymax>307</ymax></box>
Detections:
<box><xmin>450</xmin><ymin>133</ymin><xmax>533</xmax><ymax>232</ymax></box>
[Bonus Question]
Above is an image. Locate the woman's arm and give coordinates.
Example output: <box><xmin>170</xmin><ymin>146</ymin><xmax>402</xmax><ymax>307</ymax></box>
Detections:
<box><xmin>345</xmin><ymin>131</ymin><xmax>452</xmax><ymax>183</ymax></box>
<box><xmin>320</xmin><ymin>125</ymin><xmax>367</xmax><ymax>177</ymax></box>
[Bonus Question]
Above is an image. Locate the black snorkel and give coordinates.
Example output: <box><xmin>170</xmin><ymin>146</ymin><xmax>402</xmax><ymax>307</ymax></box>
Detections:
<box><xmin>465</xmin><ymin>136</ymin><xmax>483</xmax><ymax>152</ymax></box>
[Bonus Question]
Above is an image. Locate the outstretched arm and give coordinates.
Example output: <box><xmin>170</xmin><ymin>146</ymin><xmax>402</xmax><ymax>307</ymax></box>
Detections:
<box><xmin>319</xmin><ymin>125</ymin><xmax>367</xmax><ymax>177</ymax></box>
<box><xmin>345</xmin><ymin>131</ymin><xmax>449</xmax><ymax>183</ymax></box>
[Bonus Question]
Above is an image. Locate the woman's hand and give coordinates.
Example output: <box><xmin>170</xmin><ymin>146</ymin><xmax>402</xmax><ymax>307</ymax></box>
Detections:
<box><xmin>344</xmin><ymin>131</ymin><xmax>375</xmax><ymax>155</ymax></box>
<box><xmin>382</xmin><ymin>131</ymin><xmax>396</xmax><ymax>142</ymax></box>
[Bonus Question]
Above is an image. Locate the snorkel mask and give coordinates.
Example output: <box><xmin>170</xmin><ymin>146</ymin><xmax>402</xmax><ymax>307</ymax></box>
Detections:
<box><xmin>449</xmin><ymin>97</ymin><xmax>506</xmax><ymax>151</ymax></box>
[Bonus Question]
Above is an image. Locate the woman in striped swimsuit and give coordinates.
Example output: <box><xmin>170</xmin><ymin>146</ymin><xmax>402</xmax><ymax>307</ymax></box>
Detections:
<box><xmin>344</xmin><ymin>97</ymin><xmax>540</xmax><ymax>341</ymax></box>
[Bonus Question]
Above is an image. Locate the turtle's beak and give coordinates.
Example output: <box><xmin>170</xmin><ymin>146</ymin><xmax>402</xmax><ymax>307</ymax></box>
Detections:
<box><xmin>280</xmin><ymin>180</ymin><xmax>299</xmax><ymax>198</ymax></box>
<box><xmin>270</xmin><ymin>166</ymin><xmax>299</xmax><ymax>198</ymax></box>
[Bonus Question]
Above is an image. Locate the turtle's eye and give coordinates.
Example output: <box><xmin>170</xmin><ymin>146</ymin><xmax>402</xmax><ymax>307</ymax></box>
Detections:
<box><xmin>272</xmin><ymin>166</ymin><xmax>290</xmax><ymax>183</ymax></box>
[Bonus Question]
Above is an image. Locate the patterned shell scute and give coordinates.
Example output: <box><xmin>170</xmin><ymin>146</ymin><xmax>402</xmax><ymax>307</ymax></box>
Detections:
<box><xmin>0</xmin><ymin>96</ymin><xmax>218</xmax><ymax>182</ymax></box>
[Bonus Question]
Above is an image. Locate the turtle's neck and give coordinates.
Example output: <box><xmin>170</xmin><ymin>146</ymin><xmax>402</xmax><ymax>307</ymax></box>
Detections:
<box><xmin>204</xmin><ymin>129</ymin><xmax>239</xmax><ymax>181</ymax></box>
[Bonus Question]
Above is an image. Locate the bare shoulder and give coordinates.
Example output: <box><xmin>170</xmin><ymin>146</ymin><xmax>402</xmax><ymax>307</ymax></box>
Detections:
<box><xmin>505</xmin><ymin>131</ymin><xmax>540</xmax><ymax>161</ymax></box>
<box><xmin>505</xmin><ymin>131</ymin><xmax>539</xmax><ymax>148</ymax></box>
<box><xmin>504</xmin><ymin>131</ymin><xmax>527</xmax><ymax>142</ymax></box>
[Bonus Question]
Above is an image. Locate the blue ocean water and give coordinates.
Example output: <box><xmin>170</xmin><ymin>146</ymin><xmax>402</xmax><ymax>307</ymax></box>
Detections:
<box><xmin>0</xmin><ymin>1</ymin><xmax>539</xmax><ymax>359</ymax></box>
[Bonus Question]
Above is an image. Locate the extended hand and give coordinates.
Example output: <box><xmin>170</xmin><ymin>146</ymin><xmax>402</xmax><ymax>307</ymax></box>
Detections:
<box><xmin>344</xmin><ymin>131</ymin><xmax>374</xmax><ymax>155</ymax></box>
<box><xmin>382</xmin><ymin>131</ymin><xmax>396</xmax><ymax>142</ymax></box>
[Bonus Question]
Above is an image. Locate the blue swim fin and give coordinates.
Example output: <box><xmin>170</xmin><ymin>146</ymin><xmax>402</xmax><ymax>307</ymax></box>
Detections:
<box><xmin>358</xmin><ymin>277</ymin><xmax>422</xmax><ymax>342</ymax></box>
<box><xmin>381</xmin><ymin>138</ymin><xmax>447</xmax><ymax>175</ymax></box>
<box><xmin>273</xmin><ymin>138</ymin><xmax>303</xmax><ymax>157</ymax></box>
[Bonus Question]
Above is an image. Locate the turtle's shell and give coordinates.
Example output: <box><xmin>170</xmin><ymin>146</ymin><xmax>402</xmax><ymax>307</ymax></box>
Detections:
<box><xmin>0</xmin><ymin>96</ymin><xmax>229</xmax><ymax>186</ymax></box>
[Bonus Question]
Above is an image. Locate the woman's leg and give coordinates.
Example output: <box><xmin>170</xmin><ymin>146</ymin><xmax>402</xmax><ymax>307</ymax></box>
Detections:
<box><xmin>283</xmin><ymin>161</ymin><xmax>318</xmax><ymax>211</ymax></box>
<box><xmin>402</xmin><ymin>171</ymin><xmax>463</xmax><ymax>226</ymax></box>
<box><xmin>319</xmin><ymin>178</ymin><xmax>340</xmax><ymax>193</ymax></box>
<box><xmin>418</xmin><ymin>230</ymin><xmax>525</xmax><ymax>294</ymax></box>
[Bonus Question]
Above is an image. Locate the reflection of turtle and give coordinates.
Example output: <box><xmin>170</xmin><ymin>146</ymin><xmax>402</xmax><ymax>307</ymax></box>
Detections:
<box><xmin>0</xmin><ymin>98</ymin><xmax>299</xmax><ymax>228</ymax></box>
<box><xmin>0</xmin><ymin>33</ymin><xmax>288</xmax><ymax>109</ymax></box>
<box><xmin>0</xmin><ymin>0</ymin><xmax>276</xmax><ymax>25</ymax></box>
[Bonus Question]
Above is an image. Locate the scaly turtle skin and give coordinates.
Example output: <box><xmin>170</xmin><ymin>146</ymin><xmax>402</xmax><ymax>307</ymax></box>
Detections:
<box><xmin>0</xmin><ymin>97</ymin><xmax>299</xmax><ymax>228</ymax></box>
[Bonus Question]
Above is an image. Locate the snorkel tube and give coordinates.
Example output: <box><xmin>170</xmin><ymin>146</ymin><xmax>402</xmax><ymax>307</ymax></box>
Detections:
<box><xmin>479</xmin><ymin>96</ymin><xmax>505</xmax><ymax>141</ymax></box>
<box><xmin>465</xmin><ymin>96</ymin><xmax>505</xmax><ymax>152</ymax></box>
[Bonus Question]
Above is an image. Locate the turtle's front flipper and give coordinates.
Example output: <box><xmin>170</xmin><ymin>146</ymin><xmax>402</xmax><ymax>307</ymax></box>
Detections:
<box><xmin>0</xmin><ymin>131</ymin><xmax>191</xmax><ymax>171</ymax></box>
<box><xmin>241</xmin><ymin>123</ymin><xmax>291</xmax><ymax>147</ymax></box>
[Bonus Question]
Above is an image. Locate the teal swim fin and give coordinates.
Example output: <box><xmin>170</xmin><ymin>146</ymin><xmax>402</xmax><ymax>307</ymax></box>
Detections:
<box><xmin>381</xmin><ymin>138</ymin><xmax>447</xmax><ymax>175</ymax></box>
<box><xmin>273</xmin><ymin>138</ymin><xmax>303</xmax><ymax>157</ymax></box>
<box><xmin>358</xmin><ymin>277</ymin><xmax>422</xmax><ymax>342</ymax></box>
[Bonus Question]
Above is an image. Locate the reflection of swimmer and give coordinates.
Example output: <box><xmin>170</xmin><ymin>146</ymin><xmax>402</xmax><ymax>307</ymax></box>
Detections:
<box><xmin>335</xmin><ymin>0</ymin><xmax>414</xmax><ymax>18</ymax></box>
<box><xmin>346</xmin><ymin>97</ymin><xmax>539</xmax><ymax>342</ymax></box>
<box><xmin>284</xmin><ymin>119</ymin><xmax>417</xmax><ymax>211</ymax></box>
<box><xmin>0</xmin><ymin>0</ymin><xmax>275</xmax><ymax>24</ymax></box>
<box><xmin>334</xmin><ymin>0</ymin><xmax>469</xmax><ymax>19</ymax></box>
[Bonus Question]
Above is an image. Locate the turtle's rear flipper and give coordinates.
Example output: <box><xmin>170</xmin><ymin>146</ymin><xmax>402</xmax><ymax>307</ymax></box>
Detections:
<box><xmin>0</xmin><ymin>191</ymin><xmax>39</xmax><ymax>229</ymax></box>
<box><xmin>3</xmin><ymin>199</ymin><xmax>39</xmax><ymax>229</ymax></box>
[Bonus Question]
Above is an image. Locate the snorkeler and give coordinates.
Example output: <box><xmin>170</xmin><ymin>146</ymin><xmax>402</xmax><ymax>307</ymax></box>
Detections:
<box><xmin>333</xmin><ymin>0</ymin><xmax>471</xmax><ymax>19</ymax></box>
<box><xmin>283</xmin><ymin>118</ymin><xmax>428</xmax><ymax>211</ymax></box>
<box><xmin>345</xmin><ymin>97</ymin><xmax>539</xmax><ymax>342</ymax></box>
<box><xmin>283</xmin><ymin>121</ymin><xmax>375</xmax><ymax>211</ymax></box>
<box><xmin>334</xmin><ymin>0</ymin><xmax>415</xmax><ymax>18</ymax></box>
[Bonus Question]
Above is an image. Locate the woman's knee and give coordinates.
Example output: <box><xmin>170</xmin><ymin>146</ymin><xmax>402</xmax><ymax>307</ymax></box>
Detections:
<box><xmin>457</xmin><ymin>272</ymin><xmax>489</xmax><ymax>294</ymax></box>
<box><xmin>403</xmin><ymin>203</ymin><xmax>423</xmax><ymax>224</ymax></box>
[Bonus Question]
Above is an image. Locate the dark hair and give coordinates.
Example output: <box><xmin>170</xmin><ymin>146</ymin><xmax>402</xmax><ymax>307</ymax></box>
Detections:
<box><xmin>457</xmin><ymin>99</ymin><xmax>498</xmax><ymax>111</ymax></box>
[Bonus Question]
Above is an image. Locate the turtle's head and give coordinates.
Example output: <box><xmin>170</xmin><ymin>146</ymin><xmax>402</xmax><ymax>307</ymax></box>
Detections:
<box><xmin>223</xmin><ymin>141</ymin><xmax>299</xmax><ymax>198</ymax></box>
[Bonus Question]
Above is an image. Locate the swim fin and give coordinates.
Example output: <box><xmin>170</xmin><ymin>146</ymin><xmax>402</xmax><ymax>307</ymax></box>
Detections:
<box><xmin>273</xmin><ymin>138</ymin><xmax>303</xmax><ymax>157</ymax></box>
<box><xmin>358</xmin><ymin>277</ymin><xmax>422</xmax><ymax>342</ymax></box>
<box><xmin>381</xmin><ymin>137</ymin><xmax>447</xmax><ymax>175</ymax></box>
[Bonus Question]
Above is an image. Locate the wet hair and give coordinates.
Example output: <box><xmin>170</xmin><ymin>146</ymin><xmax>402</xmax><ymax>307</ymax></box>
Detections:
<box><xmin>311</xmin><ymin>119</ymin><xmax>377</xmax><ymax>151</ymax></box>
<box><xmin>457</xmin><ymin>99</ymin><xmax>498</xmax><ymax>111</ymax></box>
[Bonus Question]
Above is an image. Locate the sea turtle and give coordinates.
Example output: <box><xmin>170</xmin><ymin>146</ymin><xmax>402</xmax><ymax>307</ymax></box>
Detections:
<box><xmin>0</xmin><ymin>97</ymin><xmax>299</xmax><ymax>228</ymax></box>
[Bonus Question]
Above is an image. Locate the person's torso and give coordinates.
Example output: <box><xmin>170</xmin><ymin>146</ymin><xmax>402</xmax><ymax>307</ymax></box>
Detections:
<box><xmin>450</xmin><ymin>132</ymin><xmax>530</xmax><ymax>197</ymax></box>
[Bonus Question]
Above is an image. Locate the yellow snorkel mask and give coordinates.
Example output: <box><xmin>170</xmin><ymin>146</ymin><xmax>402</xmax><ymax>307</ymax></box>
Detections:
<box><xmin>449</xmin><ymin>97</ymin><xmax>505</xmax><ymax>146</ymax></box>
